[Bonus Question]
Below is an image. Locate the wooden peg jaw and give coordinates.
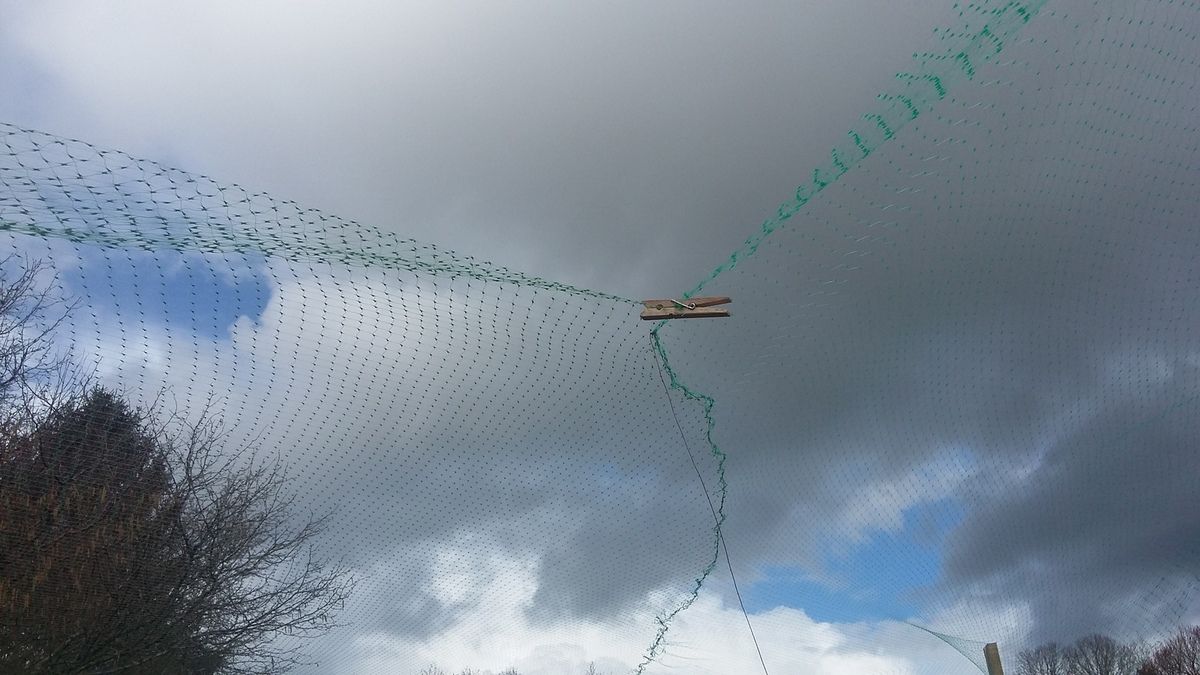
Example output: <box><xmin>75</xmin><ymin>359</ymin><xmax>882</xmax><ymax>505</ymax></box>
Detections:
<box><xmin>640</xmin><ymin>296</ymin><xmax>731</xmax><ymax>320</ymax></box>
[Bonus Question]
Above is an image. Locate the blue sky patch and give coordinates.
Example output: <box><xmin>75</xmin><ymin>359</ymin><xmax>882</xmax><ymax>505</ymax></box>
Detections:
<box><xmin>745</xmin><ymin>498</ymin><xmax>965</xmax><ymax>623</ymax></box>
<box><xmin>64</xmin><ymin>247</ymin><xmax>271</xmax><ymax>340</ymax></box>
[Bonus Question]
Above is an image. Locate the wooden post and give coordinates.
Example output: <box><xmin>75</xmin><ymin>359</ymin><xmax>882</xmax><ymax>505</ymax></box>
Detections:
<box><xmin>984</xmin><ymin>642</ymin><xmax>1004</xmax><ymax>675</ymax></box>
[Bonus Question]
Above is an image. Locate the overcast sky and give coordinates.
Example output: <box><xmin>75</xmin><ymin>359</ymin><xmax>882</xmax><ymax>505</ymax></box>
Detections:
<box><xmin>1</xmin><ymin>1</ymin><xmax>1198</xmax><ymax>674</ymax></box>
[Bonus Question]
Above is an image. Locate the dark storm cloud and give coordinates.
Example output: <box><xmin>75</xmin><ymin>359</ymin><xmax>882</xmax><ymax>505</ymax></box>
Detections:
<box><xmin>653</xmin><ymin>0</ymin><xmax>1200</xmax><ymax>647</ymax></box>
<box><xmin>942</xmin><ymin>374</ymin><xmax>1200</xmax><ymax>641</ymax></box>
<box><xmin>0</xmin><ymin>0</ymin><xmax>951</xmax><ymax>297</ymax></box>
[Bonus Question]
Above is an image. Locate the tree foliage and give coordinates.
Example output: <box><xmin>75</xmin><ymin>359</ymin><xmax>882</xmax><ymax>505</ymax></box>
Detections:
<box><xmin>0</xmin><ymin>259</ymin><xmax>351</xmax><ymax>673</ymax></box>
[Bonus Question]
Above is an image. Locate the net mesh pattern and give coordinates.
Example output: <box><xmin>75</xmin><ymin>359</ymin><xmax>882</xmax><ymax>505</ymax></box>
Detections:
<box><xmin>1</xmin><ymin>0</ymin><xmax>1198</xmax><ymax>673</ymax></box>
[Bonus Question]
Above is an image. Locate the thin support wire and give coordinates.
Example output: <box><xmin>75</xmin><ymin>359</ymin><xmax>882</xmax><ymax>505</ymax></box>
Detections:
<box><xmin>650</xmin><ymin>334</ymin><xmax>770</xmax><ymax>675</ymax></box>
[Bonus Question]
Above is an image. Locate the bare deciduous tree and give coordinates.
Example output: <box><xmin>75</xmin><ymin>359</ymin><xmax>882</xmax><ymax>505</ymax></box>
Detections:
<box><xmin>0</xmin><ymin>259</ymin><xmax>352</xmax><ymax>674</ymax></box>
<box><xmin>1064</xmin><ymin>634</ymin><xmax>1147</xmax><ymax>675</ymax></box>
<box><xmin>1018</xmin><ymin>642</ymin><xmax>1065</xmax><ymax>675</ymax></box>
<box><xmin>0</xmin><ymin>256</ymin><xmax>79</xmax><ymax>428</ymax></box>
<box><xmin>1138</xmin><ymin>626</ymin><xmax>1200</xmax><ymax>675</ymax></box>
<box><xmin>0</xmin><ymin>256</ymin><xmax>68</xmax><ymax>394</ymax></box>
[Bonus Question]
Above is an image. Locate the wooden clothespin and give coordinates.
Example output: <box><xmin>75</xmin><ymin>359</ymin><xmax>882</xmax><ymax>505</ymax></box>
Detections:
<box><xmin>640</xmin><ymin>296</ymin><xmax>731</xmax><ymax>320</ymax></box>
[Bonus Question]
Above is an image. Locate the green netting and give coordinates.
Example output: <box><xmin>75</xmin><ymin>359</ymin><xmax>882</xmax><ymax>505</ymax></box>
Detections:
<box><xmin>1</xmin><ymin>0</ymin><xmax>1198</xmax><ymax>673</ymax></box>
<box><xmin>652</xmin><ymin>0</ymin><xmax>1200</xmax><ymax>669</ymax></box>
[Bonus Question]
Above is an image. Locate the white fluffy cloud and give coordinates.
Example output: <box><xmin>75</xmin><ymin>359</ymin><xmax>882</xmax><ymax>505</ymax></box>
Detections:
<box><xmin>337</xmin><ymin>543</ymin><xmax>974</xmax><ymax>675</ymax></box>
<box><xmin>43</xmin><ymin>250</ymin><xmax>986</xmax><ymax>673</ymax></box>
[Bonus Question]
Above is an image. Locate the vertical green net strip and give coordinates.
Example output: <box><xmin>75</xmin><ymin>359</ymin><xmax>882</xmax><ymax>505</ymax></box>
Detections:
<box><xmin>636</xmin><ymin>329</ymin><xmax>729</xmax><ymax>673</ymax></box>
<box><xmin>642</xmin><ymin>2</ymin><xmax>1049</xmax><ymax>667</ymax></box>
<box><xmin>647</xmin><ymin>0</ymin><xmax>1200</xmax><ymax>670</ymax></box>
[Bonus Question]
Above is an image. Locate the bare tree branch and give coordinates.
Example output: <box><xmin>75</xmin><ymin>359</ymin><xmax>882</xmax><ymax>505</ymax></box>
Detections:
<box><xmin>0</xmin><ymin>258</ymin><xmax>353</xmax><ymax>674</ymax></box>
